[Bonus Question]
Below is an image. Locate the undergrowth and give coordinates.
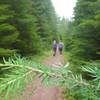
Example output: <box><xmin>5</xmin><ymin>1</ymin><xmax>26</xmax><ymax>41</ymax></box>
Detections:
<box><xmin>0</xmin><ymin>56</ymin><xmax>100</xmax><ymax>100</ymax></box>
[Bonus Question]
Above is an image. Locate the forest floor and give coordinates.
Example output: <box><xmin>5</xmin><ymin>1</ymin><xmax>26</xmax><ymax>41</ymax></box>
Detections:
<box><xmin>17</xmin><ymin>51</ymin><xmax>65</xmax><ymax>100</ymax></box>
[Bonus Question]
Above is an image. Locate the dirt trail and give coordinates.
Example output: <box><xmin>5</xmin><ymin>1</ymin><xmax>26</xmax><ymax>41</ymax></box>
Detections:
<box><xmin>18</xmin><ymin>52</ymin><xmax>64</xmax><ymax>100</ymax></box>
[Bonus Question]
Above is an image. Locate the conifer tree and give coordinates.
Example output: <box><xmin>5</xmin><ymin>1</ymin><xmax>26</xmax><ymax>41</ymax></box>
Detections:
<box><xmin>0</xmin><ymin>4</ymin><xmax>19</xmax><ymax>57</ymax></box>
<box><xmin>70</xmin><ymin>0</ymin><xmax>100</xmax><ymax>61</ymax></box>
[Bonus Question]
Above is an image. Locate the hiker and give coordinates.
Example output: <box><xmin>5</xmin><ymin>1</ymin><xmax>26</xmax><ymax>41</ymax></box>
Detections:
<box><xmin>58</xmin><ymin>40</ymin><xmax>63</xmax><ymax>54</ymax></box>
<box><xmin>52</xmin><ymin>39</ymin><xmax>57</xmax><ymax>56</ymax></box>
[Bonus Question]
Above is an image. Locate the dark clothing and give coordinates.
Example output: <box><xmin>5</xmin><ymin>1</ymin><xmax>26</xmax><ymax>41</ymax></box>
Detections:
<box><xmin>58</xmin><ymin>42</ymin><xmax>63</xmax><ymax>54</ymax></box>
<box><xmin>59</xmin><ymin>48</ymin><xmax>62</xmax><ymax>54</ymax></box>
<box><xmin>53</xmin><ymin>42</ymin><xmax>57</xmax><ymax>56</ymax></box>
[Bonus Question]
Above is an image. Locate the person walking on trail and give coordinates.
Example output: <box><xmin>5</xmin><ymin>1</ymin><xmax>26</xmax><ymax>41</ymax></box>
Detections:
<box><xmin>52</xmin><ymin>39</ymin><xmax>57</xmax><ymax>56</ymax></box>
<box><xmin>58</xmin><ymin>40</ymin><xmax>63</xmax><ymax>54</ymax></box>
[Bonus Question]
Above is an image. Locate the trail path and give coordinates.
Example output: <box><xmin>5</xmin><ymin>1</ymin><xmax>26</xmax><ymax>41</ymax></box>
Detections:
<box><xmin>18</xmin><ymin>52</ymin><xmax>65</xmax><ymax>100</ymax></box>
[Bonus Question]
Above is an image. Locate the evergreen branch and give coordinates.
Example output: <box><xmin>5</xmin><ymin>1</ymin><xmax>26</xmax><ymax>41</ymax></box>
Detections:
<box><xmin>0</xmin><ymin>64</ymin><xmax>44</xmax><ymax>73</ymax></box>
<box><xmin>0</xmin><ymin>57</ymin><xmax>99</xmax><ymax>100</ymax></box>
<box><xmin>0</xmin><ymin>63</ymin><xmax>95</xmax><ymax>88</ymax></box>
<box><xmin>0</xmin><ymin>70</ymin><xmax>33</xmax><ymax>88</ymax></box>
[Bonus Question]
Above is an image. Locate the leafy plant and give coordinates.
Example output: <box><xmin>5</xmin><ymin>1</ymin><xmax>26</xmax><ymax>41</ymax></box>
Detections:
<box><xmin>64</xmin><ymin>63</ymin><xmax>100</xmax><ymax>100</ymax></box>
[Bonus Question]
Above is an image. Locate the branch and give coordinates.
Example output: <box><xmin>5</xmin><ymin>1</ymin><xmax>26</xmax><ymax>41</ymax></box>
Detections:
<box><xmin>0</xmin><ymin>63</ymin><xmax>95</xmax><ymax>89</ymax></box>
<box><xmin>0</xmin><ymin>70</ymin><xmax>33</xmax><ymax>88</ymax></box>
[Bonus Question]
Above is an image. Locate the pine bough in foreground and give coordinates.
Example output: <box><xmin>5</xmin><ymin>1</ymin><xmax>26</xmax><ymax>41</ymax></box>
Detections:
<box><xmin>0</xmin><ymin>56</ymin><xmax>100</xmax><ymax>100</ymax></box>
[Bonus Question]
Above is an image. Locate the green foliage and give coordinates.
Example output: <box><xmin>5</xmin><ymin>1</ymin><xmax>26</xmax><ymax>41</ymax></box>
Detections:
<box><xmin>64</xmin><ymin>62</ymin><xmax>100</xmax><ymax>100</ymax></box>
<box><xmin>63</xmin><ymin>1</ymin><xmax>100</xmax><ymax>98</ymax></box>
<box><xmin>0</xmin><ymin>56</ymin><xmax>100</xmax><ymax>99</ymax></box>
<box><xmin>57</xmin><ymin>18</ymin><xmax>69</xmax><ymax>39</ymax></box>
<box><xmin>31</xmin><ymin>0</ymin><xmax>57</xmax><ymax>49</ymax></box>
<box><xmin>0</xmin><ymin>4</ymin><xmax>19</xmax><ymax>57</ymax></box>
<box><xmin>0</xmin><ymin>56</ymin><xmax>54</xmax><ymax>99</ymax></box>
<box><xmin>72</xmin><ymin>0</ymin><xmax>100</xmax><ymax>61</ymax></box>
<box><xmin>64</xmin><ymin>0</ymin><xmax>100</xmax><ymax>67</ymax></box>
<box><xmin>0</xmin><ymin>48</ymin><xmax>16</xmax><ymax>57</ymax></box>
<box><xmin>0</xmin><ymin>0</ymin><xmax>57</xmax><ymax>57</ymax></box>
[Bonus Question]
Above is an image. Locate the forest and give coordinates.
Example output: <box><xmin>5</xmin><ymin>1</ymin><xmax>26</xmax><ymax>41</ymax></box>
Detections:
<box><xmin>0</xmin><ymin>0</ymin><xmax>100</xmax><ymax>100</ymax></box>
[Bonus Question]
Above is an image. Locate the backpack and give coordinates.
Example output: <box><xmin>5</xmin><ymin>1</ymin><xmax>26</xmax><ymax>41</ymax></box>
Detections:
<box><xmin>59</xmin><ymin>42</ymin><xmax>63</xmax><ymax>49</ymax></box>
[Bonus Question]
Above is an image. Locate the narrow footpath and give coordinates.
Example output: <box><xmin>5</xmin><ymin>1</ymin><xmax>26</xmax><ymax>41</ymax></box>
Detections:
<box><xmin>18</xmin><ymin>52</ymin><xmax>65</xmax><ymax>100</ymax></box>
